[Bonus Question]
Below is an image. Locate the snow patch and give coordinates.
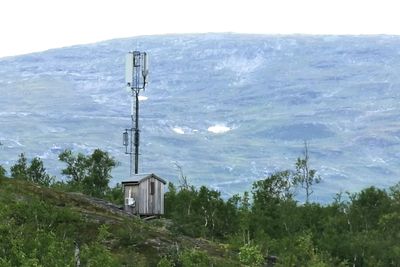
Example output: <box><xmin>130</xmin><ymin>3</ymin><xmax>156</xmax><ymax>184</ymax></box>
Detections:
<box><xmin>208</xmin><ymin>124</ymin><xmax>231</xmax><ymax>134</ymax></box>
<box><xmin>138</xmin><ymin>95</ymin><xmax>148</xmax><ymax>101</ymax></box>
<box><xmin>173</xmin><ymin>127</ymin><xmax>185</xmax><ymax>135</ymax></box>
<box><xmin>214</xmin><ymin>55</ymin><xmax>264</xmax><ymax>76</ymax></box>
<box><xmin>91</xmin><ymin>94</ymin><xmax>109</xmax><ymax>104</ymax></box>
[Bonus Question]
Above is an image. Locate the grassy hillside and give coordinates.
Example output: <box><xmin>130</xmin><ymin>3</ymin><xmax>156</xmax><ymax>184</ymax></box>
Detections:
<box><xmin>0</xmin><ymin>176</ymin><xmax>239</xmax><ymax>266</ymax></box>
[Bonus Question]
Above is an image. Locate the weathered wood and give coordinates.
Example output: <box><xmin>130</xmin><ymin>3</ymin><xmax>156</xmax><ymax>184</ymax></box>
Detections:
<box><xmin>123</xmin><ymin>184</ymin><xmax>139</xmax><ymax>214</ymax></box>
<box><xmin>143</xmin><ymin>215</ymin><xmax>157</xmax><ymax>221</ymax></box>
<box><xmin>122</xmin><ymin>173</ymin><xmax>166</xmax><ymax>216</ymax></box>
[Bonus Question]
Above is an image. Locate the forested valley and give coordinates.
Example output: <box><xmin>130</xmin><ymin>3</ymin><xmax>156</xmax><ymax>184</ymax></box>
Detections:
<box><xmin>0</xmin><ymin>147</ymin><xmax>399</xmax><ymax>266</ymax></box>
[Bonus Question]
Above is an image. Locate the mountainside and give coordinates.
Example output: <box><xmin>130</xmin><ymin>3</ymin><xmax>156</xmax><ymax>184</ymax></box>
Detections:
<box><xmin>0</xmin><ymin>176</ymin><xmax>237</xmax><ymax>266</ymax></box>
<box><xmin>1</xmin><ymin>34</ymin><xmax>400</xmax><ymax>201</ymax></box>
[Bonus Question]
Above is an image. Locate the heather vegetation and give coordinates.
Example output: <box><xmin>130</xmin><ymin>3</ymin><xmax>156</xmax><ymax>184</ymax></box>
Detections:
<box><xmin>1</xmin><ymin>145</ymin><xmax>400</xmax><ymax>266</ymax></box>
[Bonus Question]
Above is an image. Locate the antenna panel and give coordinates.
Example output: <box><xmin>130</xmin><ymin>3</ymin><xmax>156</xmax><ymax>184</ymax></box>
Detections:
<box><xmin>125</xmin><ymin>53</ymin><xmax>134</xmax><ymax>86</ymax></box>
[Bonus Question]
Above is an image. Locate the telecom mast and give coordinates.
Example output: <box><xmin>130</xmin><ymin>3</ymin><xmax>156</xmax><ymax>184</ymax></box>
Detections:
<box><xmin>123</xmin><ymin>51</ymin><xmax>148</xmax><ymax>175</ymax></box>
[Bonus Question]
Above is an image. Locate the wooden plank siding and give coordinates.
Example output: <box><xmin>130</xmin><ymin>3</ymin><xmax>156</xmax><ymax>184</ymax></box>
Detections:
<box><xmin>123</xmin><ymin>184</ymin><xmax>139</xmax><ymax>214</ymax></box>
<box><xmin>138</xmin><ymin>180</ymin><xmax>147</xmax><ymax>214</ymax></box>
<box><xmin>123</xmin><ymin>174</ymin><xmax>166</xmax><ymax>216</ymax></box>
<box><xmin>138</xmin><ymin>177</ymin><xmax>164</xmax><ymax>215</ymax></box>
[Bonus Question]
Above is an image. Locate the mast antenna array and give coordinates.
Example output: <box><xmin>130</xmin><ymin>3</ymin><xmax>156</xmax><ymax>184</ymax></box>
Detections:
<box><xmin>123</xmin><ymin>51</ymin><xmax>148</xmax><ymax>175</ymax></box>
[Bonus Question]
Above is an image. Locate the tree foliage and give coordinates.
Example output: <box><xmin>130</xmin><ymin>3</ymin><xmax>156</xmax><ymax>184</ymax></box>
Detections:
<box><xmin>3</xmin><ymin>146</ymin><xmax>400</xmax><ymax>266</ymax></box>
<box><xmin>0</xmin><ymin>165</ymin><xmax>6</xmax><ymax>178</ymax></box>
<box><xmin>10</xmin><ymin>153</ymin><xmax>54</xmax><ymax>186</ymax></box>
<box><xmin>58</xmin><ymin>149</ymin><xmax>117</xmax><ymax>197</ymax></box>
<box><xmin>165</xmin><ymin>160</ymin><xmax>400</xmax><ymax>266</ymax></box>
<box><xmin>10</xmin><ymin>153</ymin><xmax>28</xmax><ymax>180</ymax></box>
<box><xmin>165</xmin><ymin>182</ymin><xmax>238</xmax><ymax>240</ymax></box>
<box><xmin>293</xmin><ymin>141</ymin><xmax>321</xmax><ymax>203</ymax></box>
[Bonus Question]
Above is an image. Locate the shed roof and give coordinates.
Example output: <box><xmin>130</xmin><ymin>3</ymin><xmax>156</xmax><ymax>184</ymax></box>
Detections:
<box><xmin>121</xmin><ymin>181</ymin><xmax>139</xmax><ymax>186</ymax></box>
<box><xmin>122</xmin><ymin>173</ymin><xmax>167</xmax><ymax>185</ymax></box>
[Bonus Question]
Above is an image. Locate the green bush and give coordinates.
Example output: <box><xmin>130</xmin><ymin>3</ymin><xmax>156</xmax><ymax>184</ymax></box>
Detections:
<box><xmin>104</xmin><ymin>183</ymin><xmax>124</xmax><ymax>205</ymax></box>
<box><xmin>81</xmin><ymin>225</ymin><xmax>119</xmax><ymax>267</ymax></box>
<box><xmin>238</xmin><ymin>244</ymin><xmax>264</xmax><ymax>267</ymax></box>
<box><xmin>157</xmin><ymin>257</ymin><xmax>175</xmax><ymax>267</ymax></box>
<box><xmin>81</xmin><ymin>242</ymin><xmax>118</xmax><ymax>267</ymax></box>
<box><xmin>179</xmin><ymin>248</ymin><xmax>211</xmax><ymax>267</ymax></box>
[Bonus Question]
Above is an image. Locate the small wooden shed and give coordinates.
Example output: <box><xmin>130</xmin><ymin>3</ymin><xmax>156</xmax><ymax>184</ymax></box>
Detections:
<box><xmin>122</xmin><ymin>173</ymin><xmax>166</xmax><ymax>216</ymax></box>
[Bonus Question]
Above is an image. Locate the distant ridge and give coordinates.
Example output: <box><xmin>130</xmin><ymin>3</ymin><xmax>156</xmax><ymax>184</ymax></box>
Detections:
<box><xmin>1</xmin><ymin>33</ymin><xmax>400</xmax><ymax>202</ymax></box>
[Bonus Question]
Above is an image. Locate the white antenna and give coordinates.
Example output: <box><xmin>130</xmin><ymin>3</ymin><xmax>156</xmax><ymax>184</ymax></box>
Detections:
<box><xmin>123</xmin><ymin>51</ymin><xmax>148</xmax><ymax>176</ymax></box>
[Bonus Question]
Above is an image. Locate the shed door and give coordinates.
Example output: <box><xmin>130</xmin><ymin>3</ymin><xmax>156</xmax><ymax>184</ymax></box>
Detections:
<box><xmin>148</xmin><ymin>178</ymin><xmax>162</xmax><ymax>214</ymax></box>
<box><xmin>150</xmin><ymin>180</ymin><xmax>155</xmax><ymax>214</ymax></box>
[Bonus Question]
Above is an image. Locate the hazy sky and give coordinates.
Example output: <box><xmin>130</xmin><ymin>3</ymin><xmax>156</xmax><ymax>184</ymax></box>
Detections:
<box><xmin>1</xmin><ymin>0</ymin><xmax>399</xmax><ymax>58</ymax></box>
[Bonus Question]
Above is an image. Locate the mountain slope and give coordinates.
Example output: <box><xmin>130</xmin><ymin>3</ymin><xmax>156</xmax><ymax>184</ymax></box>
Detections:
<box><xmin>1</xmin><ymin>34</ymin><xmax>400</xmax><ymax>201</ymax></box>
<box><xmin>0</xmin><ymin>176</ymin><xmax>238</xmax><ymax>266</ymax></box>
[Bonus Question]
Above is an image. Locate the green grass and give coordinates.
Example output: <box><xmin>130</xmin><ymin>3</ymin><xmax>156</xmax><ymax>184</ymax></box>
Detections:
<box><xmin>0</xmin><ymin>177</ymin><xmax>239</xmax><ymax>266</ymax></box>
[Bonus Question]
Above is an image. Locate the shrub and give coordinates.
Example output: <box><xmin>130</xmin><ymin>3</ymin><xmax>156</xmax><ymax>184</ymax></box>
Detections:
<box><xmin>157</xmin><ymin>257</ymin><xmax>175</xmax><ymax>267</ymax></box>
<box><xmin>179</xmin><ymin>248</ymin><xmax>211</xmax><ymax>267</ymax></box>
<box><xmin>239</xmin><ymin>244</ymin><xmax>264</xmax><ymax>267</ymax></box>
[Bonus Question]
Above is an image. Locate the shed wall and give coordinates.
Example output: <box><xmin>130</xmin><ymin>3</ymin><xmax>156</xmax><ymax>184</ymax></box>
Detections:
<box><xmin>138</xmin><ymin>177</ymin><xmax>164</xmax><ymax>215</ymax></box>
<box><xmin>123</xmin><ymin>184</ymin><xmax>139</xmax><ymax>214</ymax></box>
